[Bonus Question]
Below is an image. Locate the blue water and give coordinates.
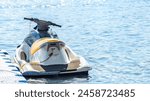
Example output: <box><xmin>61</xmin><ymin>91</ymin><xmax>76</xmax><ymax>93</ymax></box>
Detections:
<box><xmin>0</xmin><ymin>0</ymin><xmax>150</xmax><ymax>83</ymax></box>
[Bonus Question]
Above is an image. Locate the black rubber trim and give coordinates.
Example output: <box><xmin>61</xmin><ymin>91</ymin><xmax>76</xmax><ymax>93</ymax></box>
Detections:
<box><xmin>41</xmin><ymin>64</ymin><xmax>68</xmax><ymax>71</ymax></box>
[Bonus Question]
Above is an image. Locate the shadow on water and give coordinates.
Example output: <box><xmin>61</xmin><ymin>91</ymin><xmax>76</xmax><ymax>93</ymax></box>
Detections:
<box><xmin>25</xmin><ymin>72</ymin><xmax>90</xmax><ymax>84</ymax></box>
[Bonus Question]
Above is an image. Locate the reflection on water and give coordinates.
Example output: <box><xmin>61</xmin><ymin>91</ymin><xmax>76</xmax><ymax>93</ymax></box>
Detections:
<box><xmin>26</xmin><ymin>73</ymin><xmax>90</xmax><ymax>84</ymax></box>
<box><xmin>0</xmin><ymin>0</ymin><xmax>150</xmax><ymax>83</ymax></box>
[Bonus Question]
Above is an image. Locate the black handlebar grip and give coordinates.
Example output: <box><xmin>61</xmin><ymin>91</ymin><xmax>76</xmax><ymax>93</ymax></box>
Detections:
<box><xmin>50</xmin><ymin>22</ymin><xmax>61</xmax><ymax>27</ymax></box>
<box><xmin>24</xmin><ymin>17</ymin><xmax>34</xmax><ymax>21</ymax></box>
<box><xmin>53</xmin><ymin>23</ymin><xmax>61</xmax><ymax>27</ymax></box>
<box><xmin>56</xmin><ymin>24</ymin><xmax>61</xmax><ymax>27</ymax></box>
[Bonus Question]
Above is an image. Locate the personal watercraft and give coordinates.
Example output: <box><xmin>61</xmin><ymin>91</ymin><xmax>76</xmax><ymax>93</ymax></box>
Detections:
<box><xmin>14</xmin><ymin>18</ymin><xmax>91</xmax><ymax>76</ymax></box>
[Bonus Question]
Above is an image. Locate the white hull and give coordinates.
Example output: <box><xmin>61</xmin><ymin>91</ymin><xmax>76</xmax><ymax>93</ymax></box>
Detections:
<box><xmin>14</xmin><ymin>38</ymin><xmax>91</xmax><ymax>76</ymax></box>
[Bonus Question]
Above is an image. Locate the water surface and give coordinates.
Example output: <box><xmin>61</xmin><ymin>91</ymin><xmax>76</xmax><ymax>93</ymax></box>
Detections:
<box><xmin>0</xmin><ymin>0</ymin><xmax>150</xmax><ymax>83</ymax></box>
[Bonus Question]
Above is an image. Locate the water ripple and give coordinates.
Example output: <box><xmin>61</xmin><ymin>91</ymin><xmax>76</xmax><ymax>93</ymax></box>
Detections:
<box><xmin>0</xmin><ymin>0</ymin><xmax>150</xmax><ymax>83</ymax></box>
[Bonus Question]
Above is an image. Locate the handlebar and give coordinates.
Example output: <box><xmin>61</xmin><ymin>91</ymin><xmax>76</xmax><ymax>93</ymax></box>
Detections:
<box><xmin>24</xmin><ymin>17</ymin><xmax>61</xmax><ymax>28</ymax></box>
<box><xmin>24</xmin><ymin>17</ymin><xmax>34</xmax><ymax>21</ymax></box>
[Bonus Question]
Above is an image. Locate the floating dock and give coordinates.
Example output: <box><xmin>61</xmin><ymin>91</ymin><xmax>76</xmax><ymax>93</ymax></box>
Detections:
<box><xmin>0</xmin><ymin>50</ymin><xmax>27</xmax><ymax>84</ymax></box>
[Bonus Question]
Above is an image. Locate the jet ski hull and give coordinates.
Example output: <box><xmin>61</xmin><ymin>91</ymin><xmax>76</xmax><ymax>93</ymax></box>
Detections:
<box><xmin>21</xmin><ymin>66</ymin><xmax>91</xmax><ymax>77</ymax></box>
<box><xmin>14</xmin><ymin>41</ymin><xmax>91</xmax><ymax>77</ymax></box>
